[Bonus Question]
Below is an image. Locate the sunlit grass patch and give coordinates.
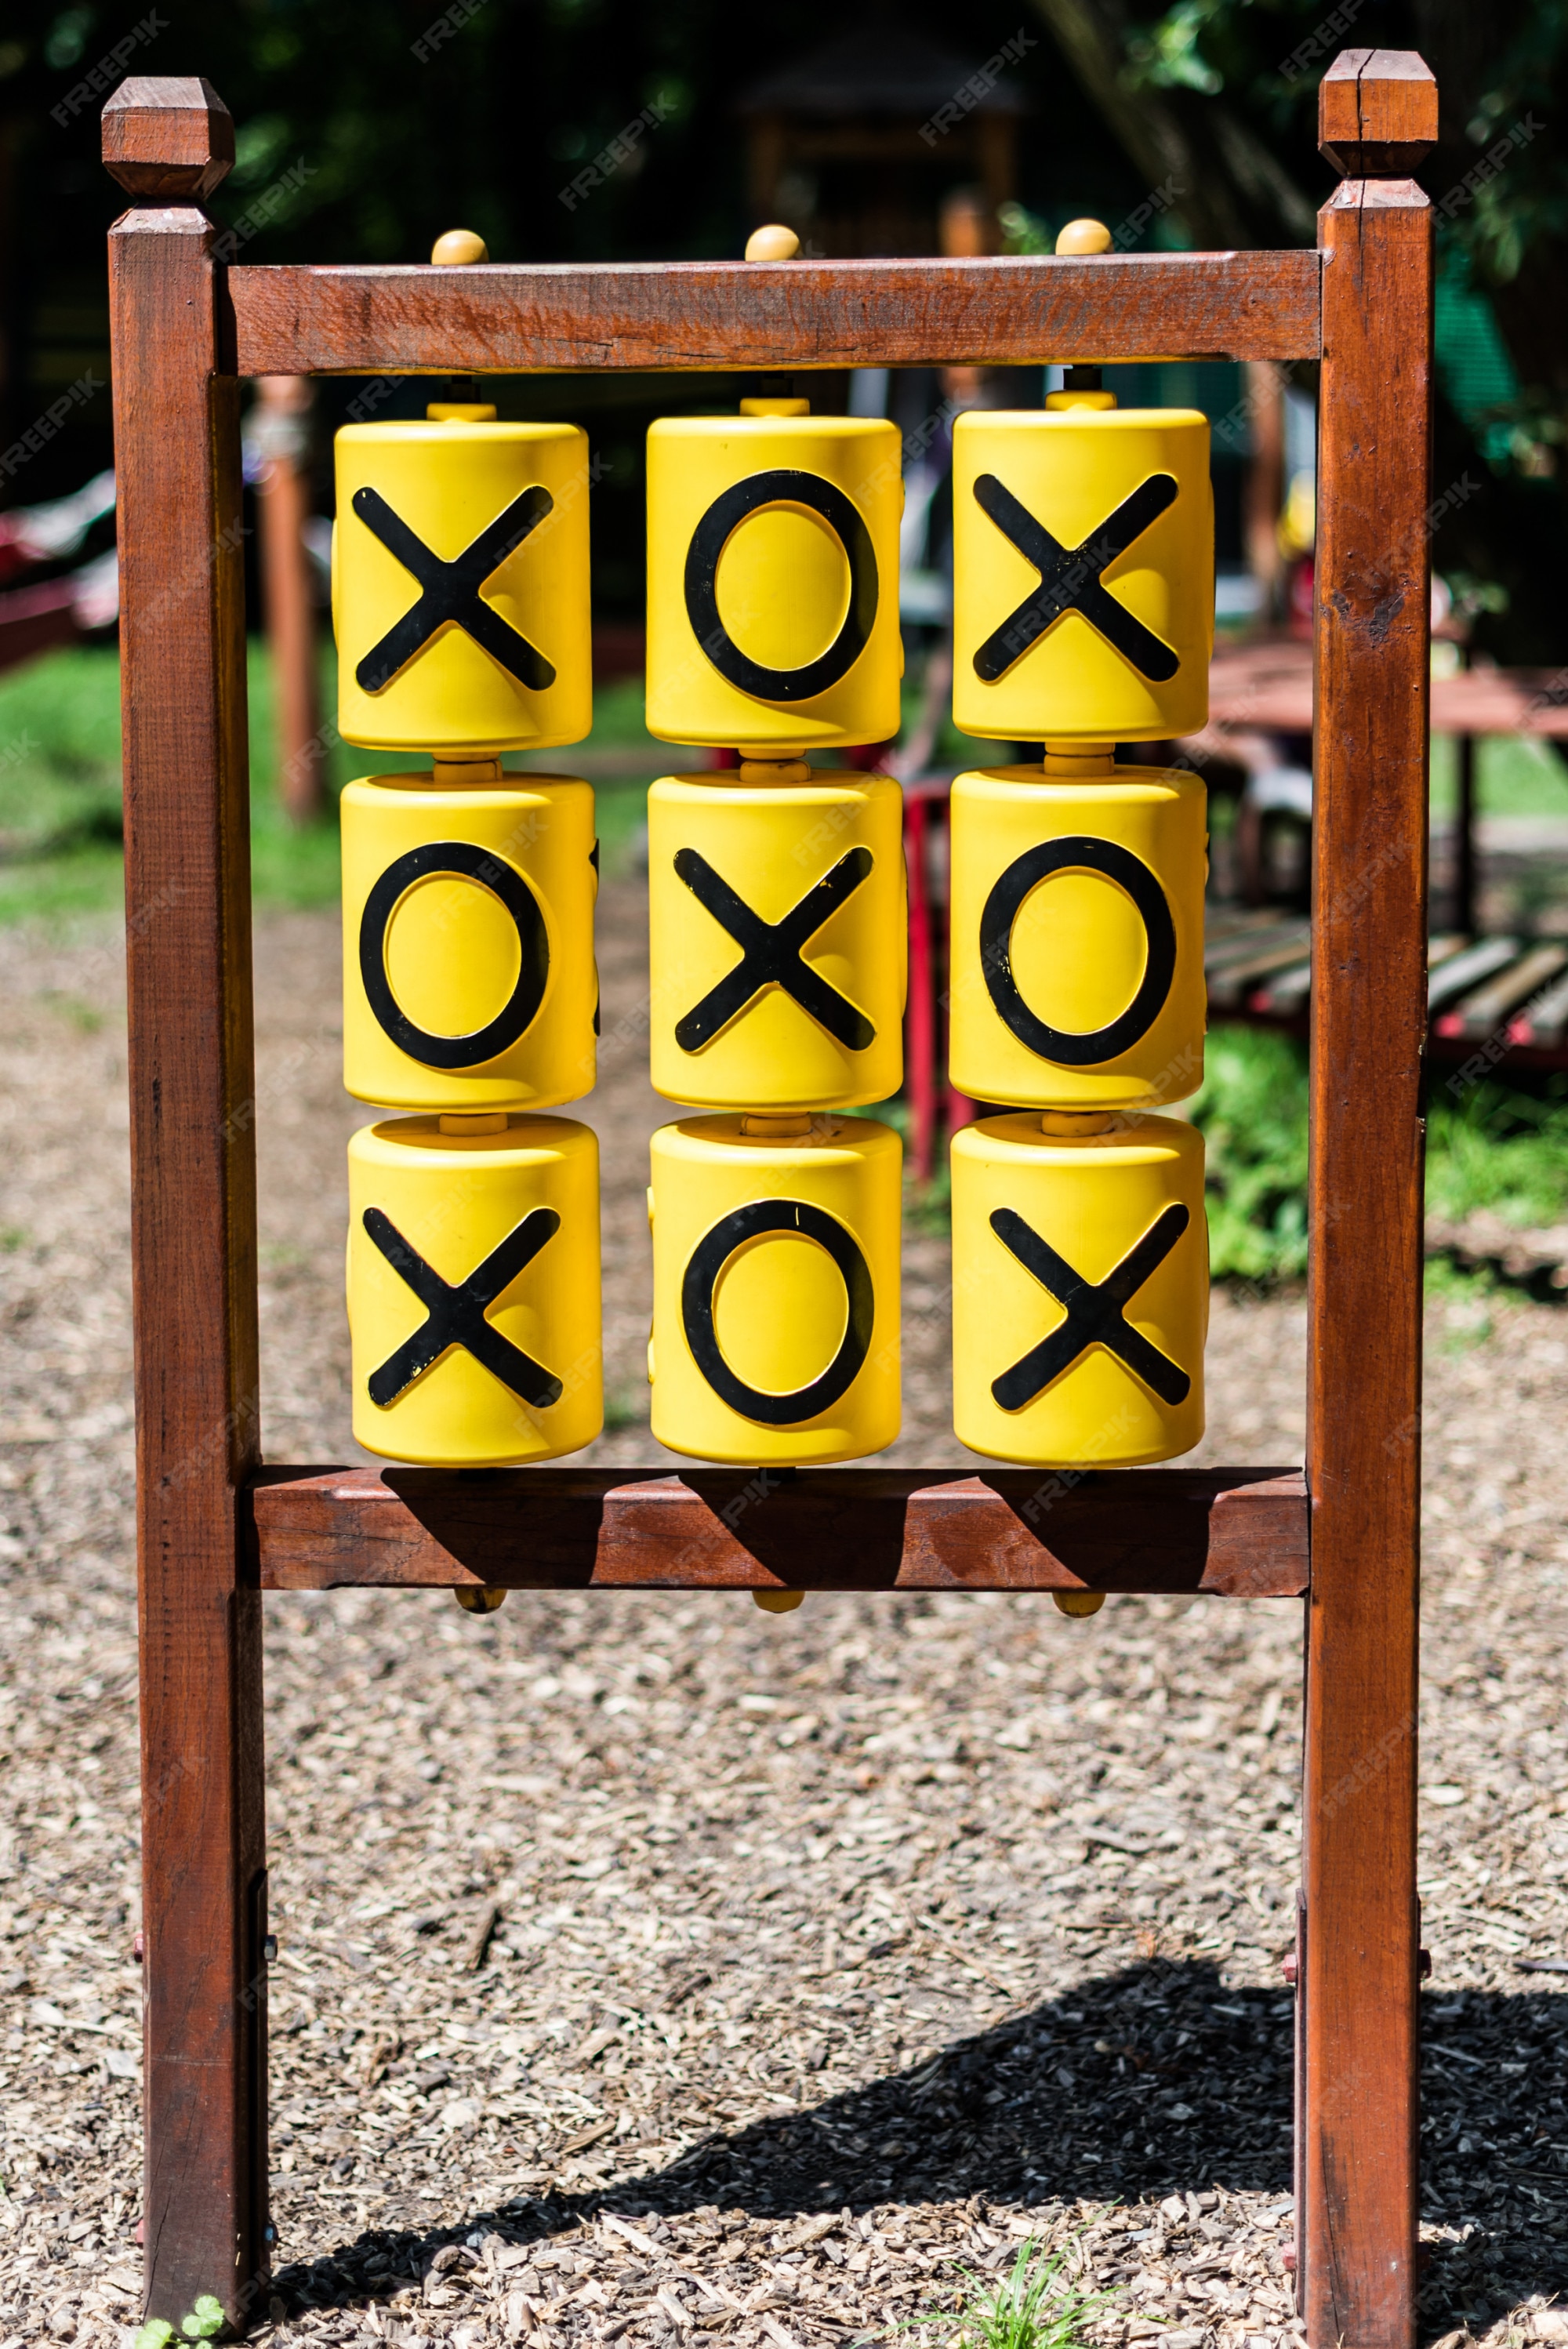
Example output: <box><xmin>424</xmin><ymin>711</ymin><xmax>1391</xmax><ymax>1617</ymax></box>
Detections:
<box><xmin>908</xmin><ymin>2235</ymin><xmax>1118</xmax><ymax>2349</ymax></box>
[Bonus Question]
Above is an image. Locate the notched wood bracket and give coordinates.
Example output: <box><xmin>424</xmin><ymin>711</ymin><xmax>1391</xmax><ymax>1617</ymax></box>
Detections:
<box><xmin>246</xmin><ymin>1464</ymin><xmax>1309</xmax><ymax>1596</ymax></box>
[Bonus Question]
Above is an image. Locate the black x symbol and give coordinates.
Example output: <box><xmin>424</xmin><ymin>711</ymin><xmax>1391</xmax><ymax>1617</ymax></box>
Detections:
<box><xmin>989</xmin><ymin>1201</ymin><xmax>1191</xmax><ymax>1410</ymax></box>
<box><xmin>362</xmin><ymin>1204</ymin><xmax>563</xmax><ymax>1410</ymax></box>
<box><xmin>352</xmin><ymin>484</ymin><xmax>557</xmax><ymax>695</ymax></box>
<box><xmin>673</xmin><ymin>845</ymin><xmax>875</xmax><ymax>1052</ymax></box>
<box><xmin>971</xmin><ymin>472</ymin><xmax>1180</xmax><ymax>684</ymax></box>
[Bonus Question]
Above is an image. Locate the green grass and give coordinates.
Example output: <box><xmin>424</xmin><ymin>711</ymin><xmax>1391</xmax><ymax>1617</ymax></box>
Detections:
<box><xmin>1427</xmin><ymin>1079</ymin><xmax>1568</xmax><ymax>1229</ymax></box>
<box><xmin>910</xmin><ymin>2235</ymin><xmax>1114</xmax><ymax>2349</ymax></box>
<box><xmin>0</xmin><ymin>639</ymin><xmax>350</xmax><ymax>924</ymax></box>
<box><xmin>1424</xmin><ymin>1252</ymin><xmax>1500</xmax><ymax>1349</ymax></box>
<box><xmin>1192</xmin><ymin>1025</ymin><xmax>1568</xmax><ymax>1283</ymax></box>
<box><xmin>0</xmin><ymin>645</ymin><xmax>674</xmax><ymax>928</ymax></box>
<box><xmin>1189</xmin><ymin>1025</ymin><xmax>1311</xmax><ymax>1280</ymax></box>
<box><xmin>1428</xmin><ymin>729</ymin><xmax>1568</xmax><ymax>821</ymax></box>
<box><xmin>0</xmin><ymin>645</ymin><xmax>125</xmax><ymax>921</ymax></box>
<box><xmin>581</xmin><ymin>673</ymin><xmax>662</xmax><ymax>751</ymax></box>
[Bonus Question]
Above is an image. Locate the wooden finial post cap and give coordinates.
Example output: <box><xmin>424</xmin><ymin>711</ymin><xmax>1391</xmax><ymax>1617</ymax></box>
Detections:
<box><xmin>431</xmin><ymin>229</ymin><xmax>489</xmax><ymax>266</ymax></box>
<box><xmin>1055</xmin><ymin>218</ymin><xmax>1112</xmax><ymax>256</ymax></box>
<box><xmin>746</xmin><ymin>223</ymin><xmax>800</xmax><ymax>262</ymax></box>
<box><xmin>1319</xmin><ymin>49</ymin><xmax>1437</xmax><ymax>174</ymax></box>
<box><xmin>102</xmin><ymin>75</ymin><xmax>234</xmax><ymax>201</ymax></box>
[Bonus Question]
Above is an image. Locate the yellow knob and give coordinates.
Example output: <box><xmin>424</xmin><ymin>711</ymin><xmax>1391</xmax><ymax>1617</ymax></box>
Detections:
<box><xmin>431</xmin><ymin>228</ymin><xmax>489</xmax><ymax>266</ymax></box>
<box><xmin>753</xmin><ymin>1589</ymin><xmax>805</xmax><ymax>1614</ymax></box>
<box><xmin>1053</xmin><ymin>1589</ymin><xmax>1106</xmax><ymax>1617</ymax></box>
<box><xmin>1054</xmin><ymin>219</ymin><xmax>1112</xmax><ymax>256</ymax></box>
<box><xmin>455</xmin><ymin>1586</ymin><xmax>508</xmax><ymax>1614</ymax></box>
<box><xmin>746</xmin><ymin>223</ymin><xmax>800</xmax><ymax>262</ymax></box>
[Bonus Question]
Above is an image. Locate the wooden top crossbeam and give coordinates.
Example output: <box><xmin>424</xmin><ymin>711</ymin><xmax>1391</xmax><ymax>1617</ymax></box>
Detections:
<box><xmin>223</xmin><ymin>250</ymin><xmax>1323</xmax><ymax>376</ymax></box>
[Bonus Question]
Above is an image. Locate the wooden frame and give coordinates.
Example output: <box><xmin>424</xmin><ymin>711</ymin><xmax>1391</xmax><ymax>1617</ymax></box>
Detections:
<box><xmin>103</xmin><ymin>49</ymin><xmax>1434</xmax><ymax>2346</ymax></box>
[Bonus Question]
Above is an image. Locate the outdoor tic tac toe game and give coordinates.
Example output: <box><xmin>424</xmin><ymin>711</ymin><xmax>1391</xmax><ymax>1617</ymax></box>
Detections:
<box><xmin>103</xmin><ymin>51</ymin><xmax>1435</xmax><ymax>2344</ymax></box>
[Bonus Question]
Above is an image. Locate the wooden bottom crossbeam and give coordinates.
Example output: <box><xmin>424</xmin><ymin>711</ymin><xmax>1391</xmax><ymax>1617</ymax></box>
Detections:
<box><xmin>247</xmin><ymin>1464</ymin><xmax>1308</xmax><ymax>1595</ymax></box>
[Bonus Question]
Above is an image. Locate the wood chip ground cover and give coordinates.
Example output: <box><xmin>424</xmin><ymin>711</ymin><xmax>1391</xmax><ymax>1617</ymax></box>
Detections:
<box><xmin>0</xmin><ymin>895</ymin><xmax>1566</xmax><ymax>2347</ymax></box>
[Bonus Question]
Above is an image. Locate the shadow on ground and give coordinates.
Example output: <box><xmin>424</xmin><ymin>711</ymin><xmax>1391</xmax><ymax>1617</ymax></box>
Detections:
<box><xmin>271</xmin><ymin>1962</ymin><xmax>1568</xmax><ymax>2337</ymax></box>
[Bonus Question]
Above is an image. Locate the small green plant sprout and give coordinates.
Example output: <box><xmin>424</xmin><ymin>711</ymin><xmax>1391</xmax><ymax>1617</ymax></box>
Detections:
<box><xmin>910</xmin><ymin>2233</ymin><xmax>1119</xmax><ymax>2349</ymax></box>
<box><xmin>133</xmin><ymin>2297</ymin><xmax>226</xmax><ymax>2349</ymax></box>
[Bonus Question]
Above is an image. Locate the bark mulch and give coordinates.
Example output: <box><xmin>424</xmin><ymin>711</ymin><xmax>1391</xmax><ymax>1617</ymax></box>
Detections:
<box><xmin>0</xmin><ymin>897</ymin><xmax>1565</xmax><ymax>2348</ymax></box>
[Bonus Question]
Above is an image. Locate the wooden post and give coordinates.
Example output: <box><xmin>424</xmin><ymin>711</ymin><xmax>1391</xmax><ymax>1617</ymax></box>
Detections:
<box><xmin>103</xmin><ymin>78</ymin><xmax>270</xmax><ymax>2333</ymax></box>
<box><xmin>1305</xmin><ymin>49</ymin><xmax>1435</xmax><ymax>2349</ymax></box>
<box><xmin>254</xmin><ymin>375</ymin><xmax>324</xmax><ymax>826</ymax></box>
<box><xmin>1242</xmin><ymin>359</ymin><xmax>1285</xmax><ymax>624</ymax></box>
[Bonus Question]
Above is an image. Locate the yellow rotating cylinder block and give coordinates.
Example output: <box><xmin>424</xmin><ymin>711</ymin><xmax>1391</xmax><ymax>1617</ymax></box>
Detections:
<box><xmin>952</xmin><ymin>1111</ymin><xmax>1206</xmax><ymax>1467</ymax></box>
<box><xmin>342</xmin><ymin>770</ymin><xmax>598</xmax><ymax>1110</ymax></box>
<box><xmin>334</xmin><ymin>419</ymin><xmax>592</xmax><ymax>755</ymax></box>
<box><xmin>645</xmin><ymin>412</ymin><xmax>903</xmax><ymax>756</ymax></box>
<box><xmin>948</xmin><ymin>757</ymin><xmax>1207</xmax><ymax>1112</ymax></box>
<box><xmin>648</xmin><ymin>768</ymin><xmax>905</xmax><ymax>1109</ymax></box>
<box><xmin>347</xmin><ymin>1112</ymin><xmax>601</xmax><ymax>1465</ymax></box>
<box><xmin>951</xmin><ymin>407</ymin><xmax>1212</xmax><ymax>744</ymax></box>
<box><xmin>648</xmin><ymin>1113</ymin><xmax>901</xmax><ymax>1465</ymax></box>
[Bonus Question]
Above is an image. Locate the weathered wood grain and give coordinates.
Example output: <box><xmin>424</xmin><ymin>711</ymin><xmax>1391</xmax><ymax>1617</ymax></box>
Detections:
<box><xmin>1319</xmin><ymin>49</ymin><xmax>1438</xmax><ymax>175</ymax></box>
<box><xmin>108</xmin><ymin>121</ymin><xmax>267</xmax><ymax>2339</ymax></box>
<box><xmin>226</xmin><ymin>249</ymin><xmax>1323</xmax><ymax>376</ymax></box>
<box><xmin>1302</xmin><ymin>59</ymin><xmax>1433</xmax><ymax>2349</ymax></box>
<box><xmin>103</xmin><ymin>75</ymin><xmax>234</xmax><ymax>202</ymax></box>
<box><xmin>247</xmin><ymin>1466</ymin><xmax>1308</xmax><ymax>1597</ymax></box>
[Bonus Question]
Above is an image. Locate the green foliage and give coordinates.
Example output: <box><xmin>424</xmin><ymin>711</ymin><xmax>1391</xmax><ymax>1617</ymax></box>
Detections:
<box><xmin>0</xmin><ymin>644</ymin><xmax>123</xmax><ymax>862</ymax></box>
<box><xmin>1129</xmin><ymin>0</ymin><xmax>1568</xmax><ymax>286</ymax></box>
<box><xmin>0</xmin><ymin>644</ymin><xmax>125</xmax><ymax>923</ymax></box>
<box><xmin>1189</xmin><ymin>1025</ymin><xmax>1310</xmax><ymax>1281</ymax></box>
<box><xmin>999</xmin><ymin>202</ymin><xmax>1055</xmax><ymax>257</ymax></box>
<box><xmin>1127</xmin><ymin>0</ymin><xmax>1224</xmax><ymax>95</ymax></box>
<box><xmin>914</xmin><ymin>2235</ymin><xmax>1115</xmax><ymax>2349</ymax></box>
<box><xmin>1190</xmin><ymin>1026</ymin><xmax>1568</xmax><ymax>1285</ymax></box>
<box><xmin>1427</xmin><ymin>1080</ymin><xmax>1568</xmax><ymax>1231</ymax></box>
<box><xmin>134</xmin><ymin>2296</ymin><xmax>225</xmax><ymax>2349</ymax></box>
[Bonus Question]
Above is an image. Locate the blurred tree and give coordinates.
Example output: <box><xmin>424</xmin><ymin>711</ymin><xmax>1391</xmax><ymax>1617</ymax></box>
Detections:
<box><xmin>3</xmin><ymin>0</ymin><xmax>1563</xmax><ymax>651</ymax></box>
<box><xmin>1</xmin><ymin>0</ymin><xmax>1132</xmax><ymax>499</ymax></box>
<box><xmin>1029</xmin><ymin>0</ymin><xmax>1568</xmax><ymax>656</ymax></box>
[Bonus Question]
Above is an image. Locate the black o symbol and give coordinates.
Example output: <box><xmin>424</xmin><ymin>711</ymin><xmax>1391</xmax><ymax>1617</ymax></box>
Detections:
<box><xmin>681</xmin><ymin>1199</ymin><xmax>875</xmax><ymax>1425</ymax></box>
<box><xmin>980</xmin><ymin>835</ymin><xmax>1177</xmax><ymax>1066</ymax></box>
<box><xmin>684</xmin><ymin>469</ymin><xmax>878</xmax><ymax>703</ymax></box>
<box><xmin>360</xmin><ymin>840</ymin><xmax>549</xmax><ymax>1070</ymax></box>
